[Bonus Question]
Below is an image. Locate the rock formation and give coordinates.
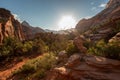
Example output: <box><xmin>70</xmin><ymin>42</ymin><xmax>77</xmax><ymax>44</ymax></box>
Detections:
<box><xmin>106</xmin><ymin>0</ymin><xmax>120</xmax><ymax>8</ymax></box>
<box><xmin>46</xmin><ymin>54</ymin><xmax>120</xmax><ymax>80</ymax></box>
<box><xmin>0</xmin><ymin>8</ymin><xmax>24</xmax><ymax>43</ymax></box>
<box><xmin>73</xmin><ymin>36</ymin><xmax>87</xmax><ymax>53</ymax></box>
<box><xmin>109</xmin><ymin>32</ymin><xmax>120</xmax><ymax>43</ymax></box>
<box><xmin>87</xmin><ymin>17</ymin><xmax>120</xmax><ymax>42</ymax></box>
<box><xmin>76</xmin><ymin>0</ymin><xmax>120</xmax><ymax>33</ymax></box>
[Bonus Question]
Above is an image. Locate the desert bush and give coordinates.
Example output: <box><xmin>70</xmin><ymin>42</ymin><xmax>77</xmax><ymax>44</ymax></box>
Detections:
<box><xmin>104</xmin><ymin>42</ymin><xmax>120</xmax><ymax>59</ymax></box>
<box><xmin>33</xmin><ymin>39</ymin><xmax>47</xmax><ymax>53</ymax></box>
<box><xmin>88</xmin><ymin>40</ymin><xmax>120</xmax><ymax>60</ymax></box>
<box><xmin>66</xmin><ymin>41</ymin><xmax>79</xmax><ymax>56</ymax></box>
<box><xmin>35</xmin><ymin>32</ymin><xmax>69</xmax><ymax>53</ymax></box>
<box><xmin>0</xmin><ymin>37</ymin><xmax>17</xmax><ymax>57</ymax></box>
<box><xmin>83</xmin><ymin>40</ymin><xmax>92</xmax><ymax>49</ymax></box>
<box><xmin>14</xmin><ymin>53</ymin><xmax>57</xmax><ymax>79</ymax></box>
<box><xmin>22</xmin><ymin>41</ymin><xmax>33</xmax><ymax>54</ymax></box>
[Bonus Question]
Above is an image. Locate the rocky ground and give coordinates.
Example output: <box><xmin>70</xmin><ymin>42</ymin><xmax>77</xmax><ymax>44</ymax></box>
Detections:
<box><xmin>46</xmin><ymin>54</ymin><xmax>120</xmax><ymax>80</ymax></box>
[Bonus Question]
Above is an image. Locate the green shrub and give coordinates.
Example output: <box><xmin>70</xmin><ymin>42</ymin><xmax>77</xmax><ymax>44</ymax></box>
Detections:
<box><xmin>66</xmin><ymin>42</ymin><xmax>79</xmax><ymax>56</ymax></box>
<box><xmin>22</xmin><ymin>41</ymin><xmax>33</xmax><ymax>53</ymax></box>
<box><xmin>104</xmin><ymin>42</ymin><xmax>120</xmax><ymax>59</ymax></box>
<box><xmin>83</xmin><ymin>40</ymin><xmax>92</xmax><ymax>49</ymax></box>
<box><xmin>88</xmin><ymin>40</ymin><xmax>120</xmax><ymax>60</ymax></box>
<box><xmin>33</xmin><ymin>39</ymin><xmax>47</xmax><ymax>53</ymax></box>
<box><xmin>20</xmin><ymin>63</ymin><xmax>36</xmax><ymax>73</ymax></box>
<box><xmin>0</xmin><ymin>46</ymin><xmax>11</xmax><ymax>57</ymax></box>
<box><xmin>14</xmin><ymin>53</ymin><xmax>56</xmax><ymax>79</ymax></box>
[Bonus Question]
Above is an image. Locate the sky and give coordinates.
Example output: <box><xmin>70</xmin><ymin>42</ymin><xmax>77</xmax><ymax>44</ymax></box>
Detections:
<box><xmin>0</xmin><ymin>0</ymin><xmax>109</xmax><ymax>30</ymax></box>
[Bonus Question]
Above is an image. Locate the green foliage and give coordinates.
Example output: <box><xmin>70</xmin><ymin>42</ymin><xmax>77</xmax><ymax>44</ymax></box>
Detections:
<box><xmin>104</xmin><ymin>42</ymin><xmax>120</xmax><ymax>59</ymax></box>
<box><xmin>33</xmin><ymin>39</ymin><xmax>48</xmax><ymax>53</ymax></box>
<box><xmin>22</xmin><ymin>41</ymin><xmax>33</xmax><ymax>53</ymax></box>
<box><xmin>0</xmin><ymin>37</ymin><xmax>17</xmax><ymax>57</ymax></box>
<box><xmin>0</xmin><ymin>37</ymin><xmax>49</xmax><ymax>61</ymax></box>
<box><xmin>14</xmin><ymin>53</ymin><xmax>56</xmax><ymax>79</ymax></box>
<box><xmin>20</xmin><ymin>63</ymin><xmax>35</xmax><ymax>73</ymax></box>
<box><xmin>35</xmin><ymin>32</ymin><xmax>69</xmax><ymax>53</ymax></box>
<box><xmin>88</xmin><ymin>40</ymin><xmax>120</xmax><ymax>60</ymax></box>
<box><xmin>83</xmin><ymin>40</ymin><xmax>92</xmax><ymax>49</ymax></box>
<box><xmin>66</xmin><ymin>41</ymin><xmax>79</xmax><ymax>56</ymax></box>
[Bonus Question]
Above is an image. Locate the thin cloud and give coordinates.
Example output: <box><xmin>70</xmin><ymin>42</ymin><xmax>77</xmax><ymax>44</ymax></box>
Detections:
<box><xmin>91</xmin><ymin>7</ymin><xmax>97</xmax><ymax>11</ymax></box>
<box><xmin>12</xmin><ymin>13</ymin><xmax>22</xmax><ymax>23</ymax></box>
<box><xmin>99</xmin><ymin>3</ymin><xmax>107</xmax><ymax>8</ymax></box>
<box><xmin>91</xmin><ymin>2</ymin><xmax>94</xmax><ymax>5</ymax></box>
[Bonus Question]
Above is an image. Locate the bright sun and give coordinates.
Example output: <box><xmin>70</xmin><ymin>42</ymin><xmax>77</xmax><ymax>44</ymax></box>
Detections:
<box><xmin>58</xmin><ymin>15</ymin><xmax>77</xmax><ymax>30</ymax></box>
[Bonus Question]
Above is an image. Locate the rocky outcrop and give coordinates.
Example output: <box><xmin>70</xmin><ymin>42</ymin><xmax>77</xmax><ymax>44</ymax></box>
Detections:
<box><xmin>76</xmin><ymin>0</ymin><xmax>120</xmax><ymax>33</ymax></box>
<box><xmin>109</xmin><ymin>32</ymin><xmax>120</xmax><ymax>42</ymax></box>
<box><xmin>46</xmin><ymin>54</ymin><xmax>120</xmax><ymax>80</ymax></box>
<box><xmin>57</xmin><ymin>51</ymin><xmax>68</xmax><ymax>66</ymax></box>
<box><xmin>0</xmin><ymin>8</ymin><xmax>24</xmax><ymax>43</ymax></box>
<box><xmin>21</xmin><ymin>21</ymin><xmax>45</xmax><ymax>40</ymax></box>
<box><xmin>106</xmin><ymin>0</ymin><xmax>120</xmax><ymax>8</ymax></box>
<box><xmin>73</xmin><ymin>36</ymin><xmax>87</xmax><ymax>53</ymax></box>
<box><xmin>85</xmin><ymin>17</ymin><xmax>120</xmax><ymax>42</ymax></box>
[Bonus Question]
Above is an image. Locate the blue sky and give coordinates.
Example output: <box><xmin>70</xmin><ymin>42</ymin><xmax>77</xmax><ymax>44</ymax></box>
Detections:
<box><xmin>0</xmin><ymin>0</ymin><xmax>109</xmax><ymax>30</ymax></box>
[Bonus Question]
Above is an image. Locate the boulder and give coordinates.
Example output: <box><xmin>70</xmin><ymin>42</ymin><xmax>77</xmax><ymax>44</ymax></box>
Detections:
<box><xmin>57</xmin><ymin>51</ymin><xmax>68</xmax><ymax>66</ymax></box>
<box><xmin>46</xmin><ymin>55</ymin><xmax>120</xmax><ymax>80</ymax></box>
<box><xmin>109</xmin><ymin>32</ymin><xmax>120</xmax><ymax>43</ymax></box>
<box><xmin>73</xmin><ymin>36</ymin><xmax>87</xmax><ymax>53</ymax></box>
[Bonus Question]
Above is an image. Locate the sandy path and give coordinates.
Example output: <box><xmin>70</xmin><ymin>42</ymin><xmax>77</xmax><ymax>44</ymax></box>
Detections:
<box><xmin>0</xmin><ymin>59</ymin><xmax>27</xmax><ymax>80</ymax></box>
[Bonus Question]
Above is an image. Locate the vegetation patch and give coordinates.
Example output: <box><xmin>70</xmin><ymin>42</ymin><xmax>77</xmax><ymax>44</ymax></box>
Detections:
<box><xmin>88</xmin><ymin>40</ymin><xmax>120</xmax><ymax>60</ymax></box>
<box><xmin>12</xmin><ymin>53</ymin><xmax>57</xmax><ymax>79</ymax></box>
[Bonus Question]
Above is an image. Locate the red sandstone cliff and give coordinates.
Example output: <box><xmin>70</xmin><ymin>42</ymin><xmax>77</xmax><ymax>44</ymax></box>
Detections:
<box><xmin>76</xmin><ymin>0</ymin><xmax>120</xmax><ymax>33</ymax></box>
<box><xmin>0</xmin><ymin>8</ymin><xmax>25</xmax><ymax>43</ymax></box>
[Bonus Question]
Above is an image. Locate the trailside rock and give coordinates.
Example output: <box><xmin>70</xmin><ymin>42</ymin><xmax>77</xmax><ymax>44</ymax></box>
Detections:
<box><xmin>73</xmin><ymin>36</ymin><xmax>87</xmax><ymax>53</ymax></box>
<box><xmin>57</xmin><ymin>51</ymin><xmax>68</xmax><ymax>66</ymax></box>
<box><xmin>46</xmin><ymin>55</ymin><xmax>120</xmax><ymax>80</ymax></box>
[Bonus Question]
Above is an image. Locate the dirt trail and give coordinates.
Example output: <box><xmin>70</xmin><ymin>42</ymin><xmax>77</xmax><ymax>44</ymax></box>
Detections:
<box><xmin>0</xmin><ymin>59</ymin><xmax>27</xmax><ymax>80</ymax></box>
<box><xmin>0</xmin><ymin>53</ymin><xmax>43</xmax><ymax>80</ymax></box>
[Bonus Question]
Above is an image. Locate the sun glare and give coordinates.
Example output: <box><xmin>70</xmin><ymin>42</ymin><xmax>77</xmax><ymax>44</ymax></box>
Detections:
<box><xmin>58</xmin><ymin>15</ymin><xmax>77</xmax><ymax>30</ymax></box>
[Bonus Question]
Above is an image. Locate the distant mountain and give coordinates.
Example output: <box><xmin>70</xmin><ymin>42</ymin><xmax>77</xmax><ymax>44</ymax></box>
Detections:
<box><xmin>21</xmin><ymin>21</ymin><xmax>45</xmax><ymax>39</ymax></box>
<box><xmin>76</xmin><ymin>0</ymin><xmax>120</xmax><ymax>33</ymax></box>
<box><xmin>0</xmin><ymin>8</ymin><xmax>25</xmax><ymax>43</ymax></box>
<box><xmin>22</xmin><ymin>21</ymin><xmax>31</xmax><ymax>27</ymax></box>
<box><xmin>45</xmin><ymin>28</ymin><xmax>76</xmax><ymax>34</ymax></box>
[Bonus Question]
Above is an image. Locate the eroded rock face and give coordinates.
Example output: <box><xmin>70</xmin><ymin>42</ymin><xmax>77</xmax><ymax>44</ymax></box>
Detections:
<box><xmin>57</xmin><ymin>51</ymin><xmax>68</xmax><ymax>66</ymax></box>
<box><xmin>106</xmin><ymin>0</ymin><xmax>120</xmax><ymax>8</ymax></box>
<box><xmin>46</xmin><ymin>55</ymin><xmax>120</xmax><ymax>80</ymax></box>
<box><xmin>109</xmin><ymin>32</ymin><xmax>120</xmax><ymax>42</ymax></box>
<box><xmin>76</xmin><ymin>0</ymin><xmax>120</xmax><ymax>33</ymax></box>
<box><xmin>0</xmin><ymin>8</ymin><xmax>24</xmax><ymax>43</ymax></box>
<box><xmin>73</xmin><ymin>36</ymin><xmax>87</xmax><ymax>53</ymax></box>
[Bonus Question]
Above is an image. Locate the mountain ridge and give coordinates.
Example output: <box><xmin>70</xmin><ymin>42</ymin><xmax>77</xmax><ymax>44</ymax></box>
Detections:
<box><xmin>21</xmin><ymin>21</ymin><xmax>45</xmax><ymax>39</ymax></box>
<box><xmin>76</xmin><ymin>0</ymin><xmax>120</xmax><ymax>33</ymax></box>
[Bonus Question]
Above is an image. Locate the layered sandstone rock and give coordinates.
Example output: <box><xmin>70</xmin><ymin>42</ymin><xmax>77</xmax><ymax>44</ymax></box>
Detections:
<box><xmin>46</xmin><ymin>55</ymin><xmax>120</xmax><ymax>80</ymax></box>
<box><xmin>0</xmin><ymin>8</ymin><xmax>24</xmax><ymax>43</ymax></box>
<box><xmin>106</xmin><ymin>0</ymin><xmax>120</xmax><ymax>8</ymax></box>
<box><xmin>76</xmin><ymin>0</ymin><xmax>120</xmax><ymax>33</ymax></box>
<box><xmin>109</xmin><ymin>32</ymin><xmax>120</xmax><ymax>42</ymax></box>
<box><xmin>73</xmin><ymin>36</ymin><xmax>87</xmax><ymax>53</ymax></box>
